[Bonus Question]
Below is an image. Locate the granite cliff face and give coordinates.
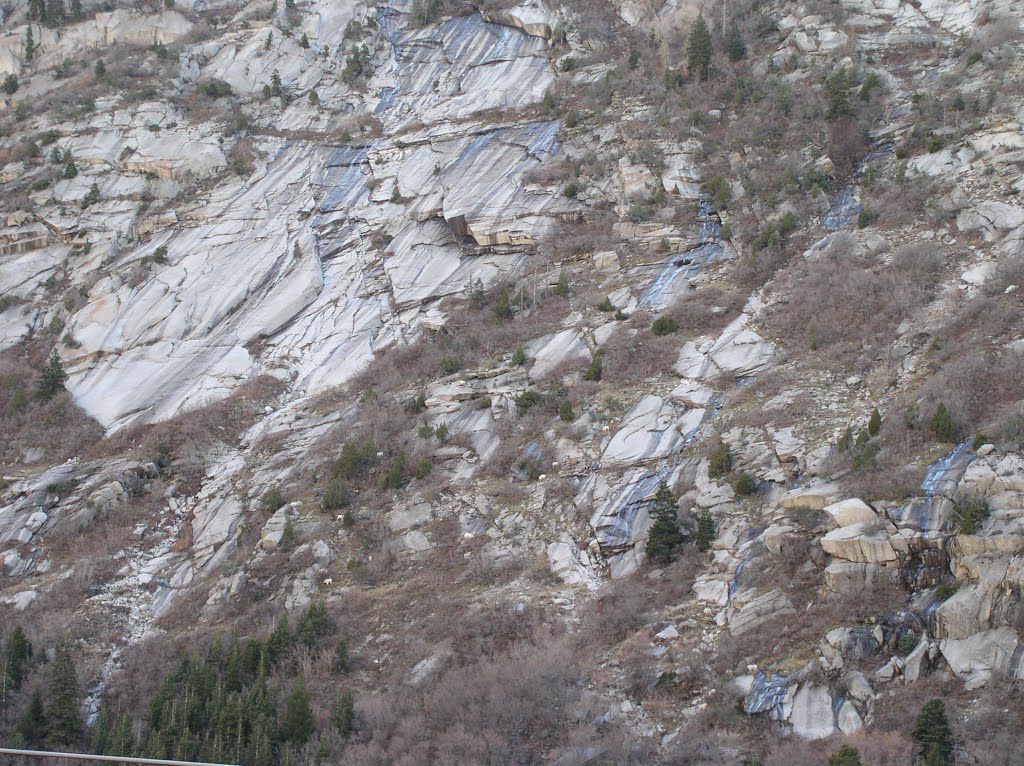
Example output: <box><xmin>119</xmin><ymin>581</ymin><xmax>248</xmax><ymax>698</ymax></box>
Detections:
<box><xmin>2</xmin><ymin>0</ymin><xmax>1024</xmax><ymax>762</ymax></box>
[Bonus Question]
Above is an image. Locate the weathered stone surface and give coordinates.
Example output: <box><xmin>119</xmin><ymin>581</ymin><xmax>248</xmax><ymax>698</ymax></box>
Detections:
<box><xmin>674</xmin><ymin>312</ymin><xmax>778</xmax><ymax>380</ymax></box>
<box><xmin>823</xmin><ymin>498</ymin><xmax>877</xmax><ymax>527</ymax></box>
<box><xmin>837</xmin><ymin>699</ymin><xmax>863</xmax><ymax>736</ymax></box>
<box><xmin>602</xmin><ymin>395</ymin><xmax>683</xmax><ymax>467</ymax></box>
<box><xmin>727</xmin><ymin>588</ymin><xmax>795</xmax><ymax>636</ymax></box>
<box><xmin>526</xmin><ymin>330</ymin><xmax>591</xmax><ymax>380</ymax></box>
<box><xmin>4</xmin><ymin>590</ymin><xmax>37</xmax><ymax>611</ymax></box>
<box><xmin>939</xmin><ymin>627</ymin><xmax>1024</xmax><ymax>688</ymax></box>
<box><xmin>692</xmin><ymin>575</ymin><xmax>731</xmax><ymax>607</ymax></box>
<box><xmin>821</xmin><ymin>523</ymin><xmax>898</xmax><ymax>564</ymax></box>
<box><xmin>589</xmin><ymin>468</ymin><xmax>669</xmax><ymax>578</ymax></box>
<box><xmin>548</xmin><ymin>537</ymin><xmax>600</xmax><ymax>590</ymax></box>
<box><xmin>789</xmin><ymin>684</ymin><xmax>836</xmax><ymax>741</ymax></box>
<box><xmin>783</xmin><ymin>483</ymin><xmax>841</xmax><ymax>510</ymax></box>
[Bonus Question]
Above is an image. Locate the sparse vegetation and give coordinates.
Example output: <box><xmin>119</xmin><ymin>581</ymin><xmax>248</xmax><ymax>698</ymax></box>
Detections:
<box><xmin>707</xmin><ymin>442</ymin><xmax>733</xmax><ymax>479</ymax></box>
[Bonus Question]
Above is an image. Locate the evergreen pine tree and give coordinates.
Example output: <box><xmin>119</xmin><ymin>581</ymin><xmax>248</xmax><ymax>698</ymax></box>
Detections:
<box><xmin>17</xmin><ymin>689</ymin><xmax>47</xmax><ymax>745</ymax></box>
<box><xmin>94</xmin><ymin>58</ymin><xmax>106</xmax><ymax>79</ymax></box>
<box><xmin>225</xmin><ymin>633</ymin><xmax>242</xmax><ymax>693</ymax></box>
<box><xmin>4</xmin><ymin>625</ymin><xmax>34</xmax><ymax>691</ymax></box>
<box><xmin>267</xmin><ymin>615</ymin><xmax>292</xmax><ymax>664</ymax></box>
<box><xmin>271</xmin><ymin>69</ymin><xmax>282</xmax><ymax>97</ymax></box>
<box><xmin>331</xmin><ymin>691</ymin><xmax>354</xmax><ymax>738</ymax></box>
<box><xmin>242</xmin><ymin>639</ymin><xmax>265</xmax><ymax>679</ymax></box>
<box><xmin>297</xmin><ymin>602</ymin><xmax>330</xmax><ymax>649</ymax></box>
<box><xmin>69</xmin><ymin>0</ymin><xmax>82</xmax><ymax>19</ymax></box>
<box><xmin>924</xmin><ymin>743</ymin><xmax>948</xmax><ymax>766</ymax></box>
<box><xmin>36</xmin><ymin>350</ymin><xmax>68</xmax><ymax>401</ymax></box>
<box><xmin>25</xmin><ymin>26</ymin><xmax>35</xmax><ymax>64</ymax></box>
<box><xmin>279</xmin><ymin>679</ymin><xmax>313</xmax><ymax>745</ymax></box>
<box><xmin>90</xmin><ymin>705</ymin><xmax>109</xmax><ymax>754</ymax></box>
<box><xmin>694</xmin><ymin>510</ymin><xmax>716</xmax><ymax>552</ymax></box>
<box><xmin>280</xmin><ymin>517</ymin><xmax>296</xmax><ymax>550</ymax></box>
<box><xmin>646</xmin><ymin>481</ymin><xmax>683</xmax><ymax>564</ymax></box>
<box><xmin>687</xmin><ymin>14</ymin><xmax>713</xmax><ymax>80</ymax></box>
<box><xmin>249</xmin><ymin>714</ymin><xmax>275</xmax><ymax>766</ymax></box>
<box><xmin>868</xmin><ymin>408</ymin><xmax>882</xmax><ymax>437</ymax></box>
<box><xmin>64</xmin><ymin>149</ymin><xmax>78</xmax><ymax>178</ymax></box>
<box><xmin>559</xmin><ymin>399</ymin><xmax>574</xmax><ymax>423</ymax></box>
<box><xmin>109</xmin><ymin>711</ymin><xmax>135</xmax><ymax>758</ymax></box>
<box><xmin>45</xmin><ymin>0</ymin><xmax>65</xmax><ymax>27</ymax></box>
<box><xmin>826</xmin><ymin>68</ymin><xmax>852</xmax><ymax>120</ymax></box>
<box><xmin>727</xmin><ymin>27</ymin><xmax>746</xmax><ymax>61</ymax></box>
<box><xmin>47</xmin><ymin>639</ymin><xmax>82</xmax><ymax>746</ymax></box>
<box><xmin>913</xmin><ymin>699</ymin><xmax>953</xmax><ymax>765</ymax></box>
<box><xmin>331</xmin><ymin>637</ymin><xmax>349</xmax><ymax>675</ymax></box>
<box><xmin>554</xmin><ymin>269</ymin><xmax>570</xmax><ymax>297</ymax></box>
<box><xmin>837</xmin><ymin>426</ymin><xmax>854</xmax><ymax>452</ymax></box>
<box><xmin>929</xmin><ymin>403</ymin><xmax>956</xmax><ymax>442</ymax></box>
<box><xmin>81</xmin><ymin>181</ymin><xmax>100</xmax><ymax>209</ymax></box>
<box><xmin>707</xmin><ymin>442</ymin><xmax>733</xmax><ymax>478</ymax></box>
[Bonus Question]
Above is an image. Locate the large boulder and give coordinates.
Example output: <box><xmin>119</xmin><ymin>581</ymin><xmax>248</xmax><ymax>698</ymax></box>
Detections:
<box><xmin>821</xmin><ymin>522</ymin><xmax>899</xmax><ymax>564</ymax></box>
<box><xmin>789</xmin><ymin>684</ymin><xmax>836</xmax><ymax>741</ymax></box>
<box><xmin>727</xmin><ymin>589</ymin><xmax>795</xmax><ymax>636</ymax></box>
<box><xmin>939</xmin><ymin>627</ymin><xmax>1024</xmax><ymax>689</ymax></box>
<box><xmin>823</xmin><ymin>498</ymin><xmax>877</xmax><ymax>527</ymax></box>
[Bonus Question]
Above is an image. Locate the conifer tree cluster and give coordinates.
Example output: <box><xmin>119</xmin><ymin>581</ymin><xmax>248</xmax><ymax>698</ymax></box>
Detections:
<box><xmin>2</xmin><ymin>629</ymin><xmax>82</xmax><ymax>749</ymax></box>
<box><xmin>2</xmin><ymin>606</ymin><xmax>356</xmax><ymax>764</ymax></box>
<box><xmin>82</xmin><ymin>602</ymin><xmax>354</xmax><ymax>765</ymax></box>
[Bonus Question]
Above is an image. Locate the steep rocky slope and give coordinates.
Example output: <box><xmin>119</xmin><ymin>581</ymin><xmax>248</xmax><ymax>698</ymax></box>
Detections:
<box><xmin>2</xmin><ymin>0</ymin><xmax>1024</xmax><ymax>763</ymax></box>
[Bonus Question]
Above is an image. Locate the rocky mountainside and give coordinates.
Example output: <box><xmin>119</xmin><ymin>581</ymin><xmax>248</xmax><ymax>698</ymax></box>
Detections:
<box><xmin>1</xmin><ymin>0</ymin><xmax>1024</xmax><ymax>763</ymax></box>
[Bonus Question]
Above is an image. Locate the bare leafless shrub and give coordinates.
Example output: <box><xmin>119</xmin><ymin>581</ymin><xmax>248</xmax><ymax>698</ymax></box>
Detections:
<box><xmin>985</xmin><ymin>253</ymin><xmax>1024</xmax><ymax>295</ymax></box>
<box><xmin>828</xmin><ymin>119</ymin><xmax>870</xmax><ymax>176</ymax></box>
<box><xmin>229</xmin><ymin>137</ymin><xmax>255</xmax><ymax>175</ymax></box>
<box><xmin>867</xmin><ymin>171</ymin><xmax>951</xmax><ymax>227</ymax></box>
<box><xmin>891</xmin><ymin>241</ymin><xmax>946</xmax><ymax>283</ymax></box>
<box><xmin>0</xmin><ymin>351</ymin><xmax>104</xmax><ymax>467</ymax></box>
<box><xmin>620</xmin><ymin>633</ymin><xmax>660</xmax><ymax>699</ymax></box>
<box><xmin>840</xmin><ymin>731</ymin><xmax>920</xmax><ymax>765</ymax></box>
<box><xmin>537</xmin><ymin>210</ymin><xmax>620</xmax><ymax>263</ymax></box>
<box><xmin>664</xmin><ymin>285</ymin><xmax>748</xmax><ymax>337</ymax></box>
<box><xmin>576</xmin><ymin>554</ymin><xmax>698</xmax><ymax>649</ymax></box>
<box><xmin>767</xmin><ymin>247</ymin><xmax>936</xmax><ymax>366</ymax></box>
<box><xmin>92</xmin><ymin>375</ymin><xmax>284</xmax><ymax>491</ymax></box>
<box><xmin>345</xmin><ymin>638</ymin><xmax>599</xmax><ymax>765</ymax></box>
<box><xmin>760</xmin><ymin>738</ymin><xmax>832</xmax><ymax>766</ymax></box>
<box><xmin>600</xmin><ymin>323</ymin><xmax>684</xmax><ymax>386</ymax></box>
<box><xmin>973</xmin><ymin>16</ymin><xmax>1022</xmax><ymax>51</ymax></box>
<box><xmin>921</xmin><ymin>350</ymin><xmax>1024</xmax><ymax>437</ymax></box>
<box><xmin>715</xmin><ymin>580</ymin><xmax>905</xmax><ymax>674</ymax></box>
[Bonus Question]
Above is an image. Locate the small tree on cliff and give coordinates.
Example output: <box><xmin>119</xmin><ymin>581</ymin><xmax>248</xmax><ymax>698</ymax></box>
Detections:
<box><xmin>646</xmin><ymin>481</ymin><xmax>683</xmax><ymax>564</ymax></box>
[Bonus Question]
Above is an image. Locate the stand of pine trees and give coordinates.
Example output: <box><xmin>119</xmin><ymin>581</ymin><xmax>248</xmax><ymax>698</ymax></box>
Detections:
<box><xmin>1</xmin><ymin>604</ymin><xmax>355</xmax><ymax>765</ymax></box>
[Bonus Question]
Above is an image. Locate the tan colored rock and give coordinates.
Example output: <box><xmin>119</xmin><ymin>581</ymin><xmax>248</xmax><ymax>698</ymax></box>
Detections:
<box><xmin>783</xmin><ymin>483</ymin><xmax>841</xmax><ymax>510</ymax></box>
<box><xmin>821</xmin><ymin>523</ymin><xmax>899</xmax><ymax>564</ymax></box>
<box><xmin>823</xmin><ymin>498</ymin><xmax>877</xmax><ymax>527</ymax></box>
